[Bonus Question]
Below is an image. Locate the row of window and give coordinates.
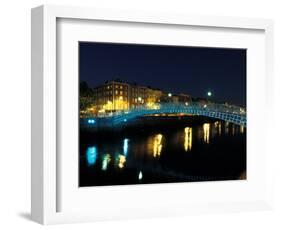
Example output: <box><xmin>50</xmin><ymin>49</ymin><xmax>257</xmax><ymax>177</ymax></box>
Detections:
<box><xmin>96</xmin><ymin>84</ymin><xmax>162</xmax><ymax>95</ymax></box>
<box><xmin>95</xmin><ymin>88</ymin><xmax>159</xmax><ymax>97</ymax></box>
<box><xmin>97</xmin><ymin>98</ymin><xmax>128</xmax><ymax>102</ymax></box>
<box><xmin>94</xmin><ymin>94</ymin><xmax>154</xmax><ymax>101</ymax></box>
<box><xmin>105</xmin><ymin>84</ymin><xmax>128</xmax><ymax>90</ymax></box>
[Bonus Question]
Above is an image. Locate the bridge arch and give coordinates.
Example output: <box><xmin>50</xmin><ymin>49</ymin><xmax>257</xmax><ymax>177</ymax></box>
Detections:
<box><xmin>111</xmin><ymin>103</ymin><xmax>246</xmax><ymax>127</ymax></box>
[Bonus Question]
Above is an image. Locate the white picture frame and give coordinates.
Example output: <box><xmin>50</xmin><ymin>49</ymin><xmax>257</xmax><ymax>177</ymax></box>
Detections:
<box><xmin>31</xmin><ymin>5</ymin><xmax>274</xmax><ymax>225</ymax></box>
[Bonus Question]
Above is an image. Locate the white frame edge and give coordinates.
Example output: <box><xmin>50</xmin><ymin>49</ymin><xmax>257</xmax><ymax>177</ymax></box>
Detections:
<box><xmin>31</xmin><ymin>6</ymin><xmax>44</xmax><ymax>224</ymax></box>
<box><xmin>31</xmin><ymin>4</ymin><xmax>274</xmax><ymax>225</ymax></box>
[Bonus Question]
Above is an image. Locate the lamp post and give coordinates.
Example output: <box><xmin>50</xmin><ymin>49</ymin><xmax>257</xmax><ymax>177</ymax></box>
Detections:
<box><xmin>207</xmin><ymin>91</ymin><xmax>212</xmax><ymax>104</ymax></box>
<box><xmin>137</xmin><ymin>97</ymin><xmax>142</xmax><ymax>108</ymax></box>
<box><xmin>168</xmin><ymin>93</ymin><xmax>172</xmax><ymax>103</ymax></box>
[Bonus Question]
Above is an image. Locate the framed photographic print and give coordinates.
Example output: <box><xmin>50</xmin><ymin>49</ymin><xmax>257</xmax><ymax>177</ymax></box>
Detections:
<box><xmin>31</xmin><ymin>5</ymin><xmax>274</xmax><ymax>225</ymax></box>
<box><xmin>78</xmin><ymin>42</ymin><xmax>247</xmax><ymax>187</ymax></box>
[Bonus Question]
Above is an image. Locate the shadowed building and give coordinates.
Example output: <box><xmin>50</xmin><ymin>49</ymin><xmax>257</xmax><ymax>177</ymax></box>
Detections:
<box><xmin>178</xmin><ymin>94</ymin><xmax>192</xmax><ymax>104</ymax></box>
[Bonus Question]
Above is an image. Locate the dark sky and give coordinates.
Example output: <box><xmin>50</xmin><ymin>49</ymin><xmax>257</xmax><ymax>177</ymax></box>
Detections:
<box><xmin>79</xmin><ymin>42</ymin><xmax>246</xmax><ymax>106</ymax></box>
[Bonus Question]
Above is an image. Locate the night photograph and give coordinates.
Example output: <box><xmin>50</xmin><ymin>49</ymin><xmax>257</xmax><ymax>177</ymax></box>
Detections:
<box><xmin>79</xmin><ymin>42</ymin><xmax>247</xmax><ymax>187</ymax></box>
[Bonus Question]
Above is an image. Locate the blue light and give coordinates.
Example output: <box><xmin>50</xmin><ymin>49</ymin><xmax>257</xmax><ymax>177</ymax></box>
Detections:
<box><xmin>101</xmin><ymin>154</ymin><xmax>111</xmax><ymax>171</ymax></box>
<box><xmin>123</xmin><ymin>138</ymin><xmax>129</xmax><ymax>156</ymax></box>
<box><xmin>123</xmin><ymin>119</ymin><xmax>127</xmax><ymax>122</ymax></box>
<box><xmin>86</xmin><ymin>146</ymin><xmax>97</xmax><ymax>166</ymax></box>
<box><xmin>88</xmin><ymin>119</ymin><xmax>95</xmax><ymax>124</ymax></box>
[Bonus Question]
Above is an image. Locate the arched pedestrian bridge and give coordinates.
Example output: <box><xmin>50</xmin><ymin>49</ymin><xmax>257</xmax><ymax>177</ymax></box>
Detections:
<box><xmin>82</xmin><ymin>102</ymin><xmax>246</xmax><ymax>128</ymax></box>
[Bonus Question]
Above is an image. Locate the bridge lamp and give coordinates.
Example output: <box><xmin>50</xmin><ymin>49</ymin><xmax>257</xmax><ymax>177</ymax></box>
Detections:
<box><xmin>168</xmin><ymin>93</ymin><xmax>172</xmax><ymax>97</ymax></box>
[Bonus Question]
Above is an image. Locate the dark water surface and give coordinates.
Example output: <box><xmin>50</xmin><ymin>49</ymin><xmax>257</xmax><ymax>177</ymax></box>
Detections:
<box><xmin>79</xmin><ymin>120</ymin><xmax>246</xmax><ymax>187</ymax></box>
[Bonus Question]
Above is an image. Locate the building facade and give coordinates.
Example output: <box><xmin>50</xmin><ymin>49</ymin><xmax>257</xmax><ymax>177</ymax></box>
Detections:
<box><xmin>92</xmin><ymin>81</ymin><xmax>130</xmax><ymax>112</ymax></box>
<box><xmin>92</xmin><ymin>80</ymin><xmax>164</xmax><ymax>113</ymax></box>
<box><xmin>83</xmin><ymin>80</ymin><xmax>193</xmax><ymax>116</ymax></box>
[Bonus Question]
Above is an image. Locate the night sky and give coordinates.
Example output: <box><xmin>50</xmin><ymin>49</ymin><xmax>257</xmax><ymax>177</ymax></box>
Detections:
<box><xmin>79</xmin><ymin>42</ymin><xmax>246</xmax><ymax>106</ymax></box>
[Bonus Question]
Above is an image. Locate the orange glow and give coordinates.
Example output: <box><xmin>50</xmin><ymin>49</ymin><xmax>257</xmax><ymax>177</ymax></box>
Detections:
<box><xmin>240</xmin><ymin>125</ymin><xmax>245</xmax><ymax>134</ymax></box>
<box><xmin>184</xmin><ymin>127</ymin><xmax>192</xmax><ymax>151</ymax></box>
<box><xmin>203</xmin><ymin>123</ymin><xmax>210</xmax><ymax>143</ymax></box>
<box><xmin>153</xmin><ymin>134</ymin><xmax>163</xmax><ymax>157</ymax></box>
<box><xmin>117</xmin><ymin>155</ymin><xmax>126</xmax><ymax>169</ymax></box>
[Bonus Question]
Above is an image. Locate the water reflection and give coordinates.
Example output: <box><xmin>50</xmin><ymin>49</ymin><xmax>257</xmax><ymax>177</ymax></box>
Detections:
<box><xmin>86</xmin><ymin>146</ymin><xmax>98</xmax><ymax>166</ymax></box>
<box><xmin>240</xmin><ymin>125</ymin><xmax>244</xmax><ymax>134</ymax></box>
<box><xmin>153</xmin><ymin>134</ymin><xmax>163</xmax><ymax>157</ymax></box>
<box><xmin>138</xmin><ymin>171</ymin><xmax>143</xmax><ymax>180</ymax></box>
<box><xmin>225</xmin><ymin>121</ymin><xmax>229</xmax><ymax>134</ymax></box>
<box><xmin>117</xmin><ymin>154</ymin><xmax>126</xmax><ymax>169</ymax></box>
<box><xmin>203</xmin><ymin>123</ymin><xmax>210</xmax><ymax>143</ymax></box>
<box><xmin>85</xmin><ymin>123</ymin><xmax>246</xmax><ymax>169</ymax></box>
<box><xmin>81</xmin><ymin>120</ymin><xmax>246</xmax><ymax>186</ymax></box>
<box><xmin>218</xmin><ymin>122</ymin><xmax>222</xmax><ymax>136</ymax></box>
<box><xmin>214</xmin><ymin>121</ymin><xmax>222</xmax><ymax>136</ymax></box>
<box><xmin>123</xmin><ymin>138</ymin><xmax>129</xmax><ymax>156</ymax></box>
<box><xmin>184</xmin><ymin>127</ymin><xmax>192</xmax><ymax>151</ymax></box>
<box><xmin>101</xmin><ymin>154</ymin><xmax>111</xmax><ymax>171</ymax></box>
<box><xmin>232</xmin><ymin>126</ymin><xmax>235</xmax><ymax>135</ymax></box>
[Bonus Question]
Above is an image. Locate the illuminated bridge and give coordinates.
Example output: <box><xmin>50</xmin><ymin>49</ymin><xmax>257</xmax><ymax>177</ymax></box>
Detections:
<box><xmin>81</xmin><ymin>102</ymin><xmax>246</xmax><ymax>129</ymax></box>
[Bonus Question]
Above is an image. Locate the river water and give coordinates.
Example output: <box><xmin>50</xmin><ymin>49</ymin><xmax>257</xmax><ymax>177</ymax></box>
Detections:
<box><xmin>79</xmin><ymin>120</ymin><xmax>246</xmax><ymax>187</ymax></box>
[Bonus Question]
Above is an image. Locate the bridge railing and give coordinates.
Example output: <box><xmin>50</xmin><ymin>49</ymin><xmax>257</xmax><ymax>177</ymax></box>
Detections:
<box><xmin>115</xmin><ymin>102</ymin><xmax>246</xmax><ymax>116</ymax></box>
<box><xmin>81</xmin><ymin>102</ymin><xmax>246</xmax><ymax>119</ymax></box>
<box><xmin>81</xmin><ymin>102</ymin><xmax>247</xmax><ymax>127</ymax></box>
<box><xmin>86</xmin><ymin>102</ymin><xmax>246</xmax><ymax>118</ymax></box>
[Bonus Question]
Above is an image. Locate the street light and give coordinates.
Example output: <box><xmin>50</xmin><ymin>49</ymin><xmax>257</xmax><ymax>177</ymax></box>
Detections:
<box><xmin>168</xmin><ymin>93</ymin><xmax>172</xmax><ymax>97</ymax></box>
<box><xmin>207</xmin><ymin>91</ymin><xmax>212</xmax><ymax>97</ymax></box>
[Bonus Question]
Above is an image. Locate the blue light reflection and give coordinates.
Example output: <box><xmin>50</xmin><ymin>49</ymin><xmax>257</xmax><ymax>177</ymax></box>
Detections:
<box><xmin>88</xmin><ymin>119</ymin><xmax>95</xmax><ymax>124</ymax></box>
<box><xmin>86</xmin><ymin>146</ymin><xmax>98</xmax><ymax>166</ymax></box>
<box><xmin>123</xmin><ymin>138</ymin><xmax>129</xmax><ymax>156</ymax></box>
